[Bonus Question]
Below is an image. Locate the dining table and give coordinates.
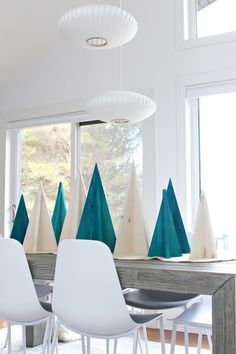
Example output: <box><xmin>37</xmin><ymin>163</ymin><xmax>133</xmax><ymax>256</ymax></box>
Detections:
<box><xmin>27</xmin><ymin>253</ymin><xmax>236</xmax><ymax>354</ymax></box>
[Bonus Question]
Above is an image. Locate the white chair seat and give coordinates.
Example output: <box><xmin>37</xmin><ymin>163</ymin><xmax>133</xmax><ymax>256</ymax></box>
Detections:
<box><xmin>124</xmin><ymin>289</ymin><xmax>199</xmax><ymax>310</ymax></box>
<box><xmin>35</xmin><ymin>284</ymin><xmax>53</xmax><ymax>300</ymax></box>
<box><xmin>1</xmin><ymin>307</ymin><xmax>49</xmax><ymax>324</ymax></box>
<box><xmin>170</xmin><ymin>299</ymin><xmax>212</xmax><ymax>354</ymax></box>
<box><xmin>172</xmin><ymin>301</ymin><xmax>212</xmax><ymax>328</ymax></box>
<box><xmin>130</xmin><ymin>313</ymin><xmax>162</xmax><ymax>325</ymax></box>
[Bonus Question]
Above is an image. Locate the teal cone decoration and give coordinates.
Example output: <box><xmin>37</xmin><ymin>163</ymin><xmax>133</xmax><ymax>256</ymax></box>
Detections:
<box><xmin>10</xmin><ymin>195</ymin><xmax>29</xmax><ymax>244</ymax></box>
<box><xmin>167</xmin><ymin>179</ymin><xmax>190</xmax><ymax>253</ymax></box>
<box><xmin>76</xmin><ymin>164</ymin><xmax>116</xmax><ymax>252</ymax></box>
<box><xmin>148</xmin><ymin>190</ymin><xmax>182</xmax><ymax>258</ymax></box>
<box><xmin>52</xmin><ymin>182</ymin><xmax>67</xmax><ymax>244</ymax></box>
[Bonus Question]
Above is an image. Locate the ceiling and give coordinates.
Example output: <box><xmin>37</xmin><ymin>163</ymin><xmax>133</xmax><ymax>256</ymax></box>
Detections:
<box><xmin>0</xmin><ymin>0</ymin><xmax>101</xmax><ymax>87</ymax></box>
<box><xmin>0</xmin><ymin>0</ymin><xmax>216</xmax><ymax>88</ymax></box>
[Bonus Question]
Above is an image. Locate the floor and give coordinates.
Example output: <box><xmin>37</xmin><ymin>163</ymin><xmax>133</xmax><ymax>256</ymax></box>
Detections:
<box><xmin>147</xmin><ymin>329</ymin><xmax>209</xmax><ymax>349</ymax></box>
<box><xmin>0</xmin><ymin>322</ymin><xmax>210</xmax><ymax>352</ymax></box>
<box><xmin>0</xmin><ymin>325</ymin><xmax>211</xmax><ymax>353</ymax></box>
<box><xmin>0</xmin><ymin>321</ymin><xmax>6</xmax><ymax>329</ymax></box>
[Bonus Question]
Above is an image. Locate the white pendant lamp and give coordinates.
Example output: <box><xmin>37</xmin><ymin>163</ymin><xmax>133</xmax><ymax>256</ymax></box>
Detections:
<box><xmin>86</xmin><ymin>90</ymin><xmax>156</xmax><ymax>123</ymax></box>
<box><xmin>85</xmin><ymin>10</ymin><xmax>156</xmax><ymax>124</ymax></box>
<box><xmin>58</xmin><ymin>4</ymin><xmax>137</xmax><ymax>49</ymax></box>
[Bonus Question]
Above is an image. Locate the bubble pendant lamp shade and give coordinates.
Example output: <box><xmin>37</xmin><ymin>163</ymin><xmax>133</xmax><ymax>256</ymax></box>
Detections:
<box><xmin>86</xmin><ymin>90</ymin><xmax>157</xmax><ymax>123</ymax></box>
<box><xmin>58</xmin><ymin>4</ymin><xmax>137</xmax><ymax>49</ymax></box>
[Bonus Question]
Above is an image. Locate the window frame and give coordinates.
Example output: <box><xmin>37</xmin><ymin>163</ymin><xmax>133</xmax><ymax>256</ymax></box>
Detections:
<box><xmin>177</xmin><ymin>70</ymin><xmax>236</xmax><ymax>231</ymax></box>
<box><xmin>176</xmin><ymin>0</ymin><xmax>236</xmax><ymax>50</ymax></box>
<box><xmin>5</xmin><ymin>111</ymin><xmax>157</xmax><ymax>237</ymax></box>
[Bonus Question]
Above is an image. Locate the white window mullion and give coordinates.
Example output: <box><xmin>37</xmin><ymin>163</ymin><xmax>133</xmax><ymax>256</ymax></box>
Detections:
<box><xmin>186</xmin><ymin>98</ymin><xmax>200</xmax><ymax>231</ymax></box>
<box><xmin>12</xmin><ymin>129</ymin><xmax>22</xmax><ymax>207</ymax></box>
<box><xmin>71</xmin><ymin>122</ymin><xmax>80</xmax><ymax>181</ymax></box>
<box><xmin>143</xmin><ymin>114</ymin><xmax>157</xmax><ymax>234</ymax></box>
<box><xmin>185</xmin><ymin>0</ymin><xmax>198</xmax><ymax>39</ymax></box>
<box><xmin>5</xmin><ymin>128</ymin><xmax>22</xmax><ymax>237</ymax></box>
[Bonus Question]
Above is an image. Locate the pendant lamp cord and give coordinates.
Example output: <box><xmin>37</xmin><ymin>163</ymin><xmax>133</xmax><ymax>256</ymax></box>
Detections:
<box><xmin>119</xmin><ymin>0</ymin><xmax>123</xmax><ymax>90</ymax></box>
<box><xmin>119</xmin><ymin>44</ymin><xmax>122</xmax><ymax>90</ymax></box>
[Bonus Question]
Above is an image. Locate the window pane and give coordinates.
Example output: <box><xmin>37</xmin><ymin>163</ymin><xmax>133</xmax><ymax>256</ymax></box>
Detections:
<box><xmin>80</xmin><ymin>122</ymin><xmax>143</xmax><ymax>232</ymax></box>
<box><xmin>197</xmin><ymin>0</ymin><xmax>236</xmax><ymax>38</ymax></box>
<box><xmin>199</xmin><ymin>92</ymin><xmax>236</xmax><ymax>251</ymax></box>
<box><xmin>21</xmin><ymin>124</ymin><xmax>71</xmax><ymax>214</ymax></box>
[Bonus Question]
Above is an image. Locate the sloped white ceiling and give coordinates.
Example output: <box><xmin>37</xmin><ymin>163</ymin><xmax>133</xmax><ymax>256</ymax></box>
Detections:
<box><xmin>0</xmin><ymin>0</ymin><xmax>118</xmax><ymax>87</ymax></box>
<box><xmin>0</xmin><ymin>0</ymin><xmax>216</xmax><ymax>88</ymax></box>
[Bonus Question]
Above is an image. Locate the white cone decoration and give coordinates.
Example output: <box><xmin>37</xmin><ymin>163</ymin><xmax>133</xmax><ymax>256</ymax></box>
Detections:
<box><xmin>23</xmin><ymin>184</ymin><xmax>57</xmax><ymax>253</ymax></box>
<box><xmin>114</xmin><ymin>164</ymin><xmax>150</xmax><ymax>257</ymax></box>
<box><xmin>190</xmin><ymin>191</ymin><xmax>217</xmax><ymax>260</ymax></box>
<box><xmin>60</xmin><ymin>169</ymin><xmax>87</xmax><ymax>241</ymax></box>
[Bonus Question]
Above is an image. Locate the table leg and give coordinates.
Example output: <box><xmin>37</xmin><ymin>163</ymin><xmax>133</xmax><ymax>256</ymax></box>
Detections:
<box><xmin>26</xmin><ymin>323</ymin><xmax>46</xmax><ymax>347</ymax></box>
<box><xmin>212</xmin><ymin>276</ymin><xmax>236</xmax><ymax>354</ymax></box>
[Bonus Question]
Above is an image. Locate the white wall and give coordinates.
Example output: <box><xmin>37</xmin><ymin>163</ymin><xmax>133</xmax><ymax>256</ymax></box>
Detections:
<box><xmin>0</xmin><ymin>0</ymin><xmax>236</xmax><ymax>235</ymax></box>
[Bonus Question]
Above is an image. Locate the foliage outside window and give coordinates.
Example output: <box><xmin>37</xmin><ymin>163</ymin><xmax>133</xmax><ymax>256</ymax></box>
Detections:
<box><xmin>80</xmin><ymin>122</ymin><xmax>143</xmax><ymax>232</ymax></box>
<box><xmin>21</xmin><ymin>124</ymin><xmax>71</xmax><ymax>214</ymax></box>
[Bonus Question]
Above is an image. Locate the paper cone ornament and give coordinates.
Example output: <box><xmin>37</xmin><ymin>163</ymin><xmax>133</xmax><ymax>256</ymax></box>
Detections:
<box><xmin>10</xmin><ymin>195</ymin><xmax>29</xmax><ymax>244</ymax></box>
<box><xmin>76</xmin><ymin>164</ymin><xmax>116</xmax><ymax>253</ymax></box>
<box><xmin>23</xmin><ymin>184</ymin><xmax>57</xmax><ymax>253</ymax></box>
<box><xmin>148</xmin><ymin>190</ymin><xmax>182</xmax><ymax>258</ymax></box>
<box><xmin>60</xmin><ymin>169</ymin><xmax>87</xmax><ymax>241</ymax></box>
<box><xmin>114</xmin><ymin>164</ymin><xmax>149</xmax><ymax>257</ymax></box>
<box><xmin>52</xmin><ymin>182</ymin><xmax>67</xmax><ymax>244</ymax></box>
<box><xmin>167</xmin><ymin>179</ymin><xmax>190</xmax><ymax>253</ymax></box>
<box><xmin>190</xmin><ymin>192</ymin><xmax>217</xmax><ymax>259</ymax></box>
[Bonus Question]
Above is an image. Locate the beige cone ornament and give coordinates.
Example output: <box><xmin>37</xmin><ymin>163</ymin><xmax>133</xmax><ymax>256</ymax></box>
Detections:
<box><xmin>190</xmin><ymin>191</ymin><xmax>217</xmax><ymax>260</ymax></box>
<box><xmin>60</xmin><ymin>169</ymin><xmax>87</xmax><ymax>241</ymax></box>
<box><xmin>24</xmin><ymin>184</ymin><xmax>57</xmax><ymax>253</ymax></box>
<box><xmin>114</xmin><ymin>163</ymin><xmax>150</xmax><ymax>257</ymax></box>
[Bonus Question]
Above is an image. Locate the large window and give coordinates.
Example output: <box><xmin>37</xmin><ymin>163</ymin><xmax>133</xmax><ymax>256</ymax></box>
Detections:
<box><xmin>186</xmin><ymin>87</ymin><xmax>236</xmax><ymax>251</ymax></box>
<box><xmin>80</xmin><ymin>121</ymin><xmax>143</xmax><ymax>232</ymax></box>
<box><xmin>197</xmin><ymin>0</ymin><xmax>236</xmax><ymax>38</ymax></box>
<box><xmin>183</xmin><ymin>0</ymin><xmax>236</xmax><ymax>41</ymax></box>
<box><xmin>21</xmin><ymin>123</ymin><xmax>71</xmax><ymax>214</ymax></box>
<box><xmin>6</xmin><ymin>114</ymin><xmax>154</xmax><ymax>238</ymax></box>
<box><xmin>198</xmin><ymin>93</ymin><xmax>236</xmax><ymax>250</ymax></box>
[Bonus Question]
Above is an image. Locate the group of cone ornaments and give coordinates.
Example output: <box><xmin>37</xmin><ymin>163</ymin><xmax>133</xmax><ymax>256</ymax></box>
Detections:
<box><xmin>20</xmin><ymin>163</ymin><xmax>216</xmax><ymax>260</ymax></box>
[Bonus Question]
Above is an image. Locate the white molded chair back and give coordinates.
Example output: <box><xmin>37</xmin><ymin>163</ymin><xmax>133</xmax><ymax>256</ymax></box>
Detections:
<box><xmin>0</xmin><ymin>238</ymin><xmax>47</xmax><ymax>322</ymax></box>
<box><xmin>52</xmin><ymin>240</ymin><xmax>136</xmax><ymax>336</ymax></box>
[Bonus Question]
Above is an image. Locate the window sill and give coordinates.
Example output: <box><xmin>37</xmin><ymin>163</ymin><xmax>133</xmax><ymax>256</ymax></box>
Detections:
<box><xmin>176</xmin><ymin>30</ymin><xmax>236</xmax><ymax>51</ymax></box>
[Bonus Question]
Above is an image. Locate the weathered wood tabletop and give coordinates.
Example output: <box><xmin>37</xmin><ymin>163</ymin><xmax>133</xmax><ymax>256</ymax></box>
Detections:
<box><xmin>27</xmin><ymin>254</ymin><xmax>236</xmax><ymax>354</ymax></box>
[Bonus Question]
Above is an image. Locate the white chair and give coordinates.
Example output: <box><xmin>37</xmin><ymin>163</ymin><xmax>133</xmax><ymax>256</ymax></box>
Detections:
<box><xmin>170</xmin><ymin>298</ymin><xmax>212</xmax><ymax>354</ymax></box>
<box><xmin>124</xmin><ymin>289</ymin><xmax>200</xmax><ymax>354</ymax></box>
<box><xmin>0</xmin><ymin>237</ymin><xmax>53</xmax><ymax>354</ymax></box>
<box><xmin>50</xmin><ymin>239</ymin><xmax>165</xmax><ymax>354</ymax></box>
<box><xmin>3</xmin><ymin>283</ymin><xmax>53</xmax><ymax>349</ymax></box>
